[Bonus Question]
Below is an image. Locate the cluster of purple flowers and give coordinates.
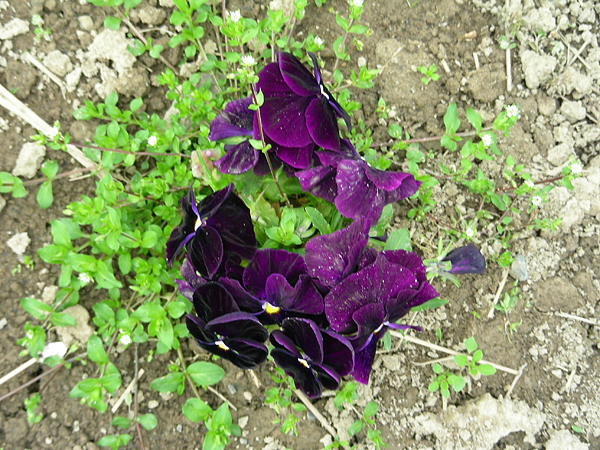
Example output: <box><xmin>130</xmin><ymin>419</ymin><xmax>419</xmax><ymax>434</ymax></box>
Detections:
<box><xmin>208</xmin><ymin>51</ymin><xmax>420</xmax><ymax>226</ymax></box>
<box><xmin>167</xmin><ymin>185</ymin><xmax>442</xmax><ymax>397</ymax></box>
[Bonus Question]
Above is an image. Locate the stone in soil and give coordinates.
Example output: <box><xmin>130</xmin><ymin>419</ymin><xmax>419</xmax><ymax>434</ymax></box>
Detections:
<box><xmin>56</xmin><ymin>305</ymin><xmax>94</xmax><ymax>347</ymax></box>
<box><xmin>6</xmin><ymin>232</ymin><xmax>31</xmax><ymax>256</ymax></box>
<box><xmin>545</xmin><ymin>430</ymin><xmax>589</xmax><ymax>450</ymax></box>
<box><xmin>532</xmin><ymin>277</ymin><xmax>585</xmax><ymax>313</ymax></box>
<box><xmin>12</xmin><ymin>142</ymin><xmax>46</xmax><ymax>179</ymax></box>
<box><xmin>521</xmin><ymin>50</ymin><xmax>557</xmax><ymax>89</ymax></box>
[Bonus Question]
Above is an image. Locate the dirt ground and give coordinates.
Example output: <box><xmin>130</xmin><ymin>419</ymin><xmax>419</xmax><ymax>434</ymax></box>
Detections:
<box><xmin>0</xmin><ymin>0</ymin><xmax>599</xmax><ymax>449</ymax></box>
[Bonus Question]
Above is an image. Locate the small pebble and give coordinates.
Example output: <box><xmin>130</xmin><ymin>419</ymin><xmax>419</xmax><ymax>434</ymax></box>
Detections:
<box><xmin>243</xmin><ymin>391</ymin><xmax>252</xmax><ymax>402</ymax></box>
<box><xmin>238</xmin><ymin>416</ymin><xmax>249</xmax><ymax>429</ymax></box>
<box><xmin>176</xmin><ymin>424</ymin><xmax>183</xmax><ymax>433</ymax></box>
<box><xmin>148</xmin><ymin>400</ymin><xmax>159</xmax><ymax>409</ymax></box>
<box><xmin>45</xmin><ymin>438</ymin><xmax>52</xmax><ymax>445</ymax></box>
<box><xmin>50</xmin><ymin>412</ymin><xmax>57</xmax><ymax>419</ymax></box>
<box><xmin>227</xmin><ymin>384</ymin><xmax>236</xmax><ymax>395</ymax></box>
<box><xmin>0</xmin><ymin>317</ymin><xmax>7</xmax><ymax>330</ymax></box>
<box><xmin>73</xmin><ymin>420</ymin><xmax>80</xmax><ymax>432</ymax></box>
<box><xmin>509</xmin><ymin>254</ymin><xmax>528</xmax><ymax>281</ymax></box>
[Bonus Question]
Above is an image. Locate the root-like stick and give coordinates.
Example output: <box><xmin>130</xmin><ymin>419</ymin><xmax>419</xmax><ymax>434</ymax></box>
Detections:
<box><xmin>248</xmin><ymin>369</ymin><xmax>261</xmax><ymax>388</ymax></box>
<box><xmin>0</xmin><ymin>358</ymin><xmax>37</xmax><ymax>387</ymax></box>
<box><xmin>506</xmin><ymin>47</ymin><xmax>512</xmax><ymax>92</ymax></box>
<box><xmin>388</xmin><ymin>331</ymin><xmax>518</xmax><ymax>375</ymax></box>
<box><xmin>23</xmin><ymin>53</ymin><xmax>67</xmax><ymax>97</ymax></box>
<box><xmin>487</xmin><ymin>268</ymin><xmax>510</xmax><ymax>319</ymax></box>
<box><xmin>207</xmin><ymin>385</ymin><xmax>238</xmax><ymax>412</ymax></box>
<box><xmin>505</xmin><ymin>363</ymin><xmax>527</xmax><ymax>398</ymax></box>
<box><xmin>111</xmin><ymin>369</ymin><xmax>145</xmax><ymax>414</ymax></box>
<box><xmin>556</xmin><ymin>311</ymin><xmax>598</xmax><ymax>326</ymax></box>
<box><xmin>294</xmin><ymin>389</ymin><xmax>348</xmax><ymax>450</ymax></box>
<box><xmin>0</xmin><ymin>83</ymin><xmax>97</xmax><ymax>172</ymax></box>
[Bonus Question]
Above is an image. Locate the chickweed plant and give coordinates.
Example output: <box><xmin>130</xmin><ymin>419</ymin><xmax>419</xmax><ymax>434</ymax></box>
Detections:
<box><xmin>0</xmin><ymin>1</ymin><xmax>582</xmax><ymax>449</ymax></box>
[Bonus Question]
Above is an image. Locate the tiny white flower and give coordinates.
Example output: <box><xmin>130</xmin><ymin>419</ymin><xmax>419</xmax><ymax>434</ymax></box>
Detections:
<box><xmin>481</xmin><ymin>134</ymin><xmax>492</xmax><ymax>147</ymax></box>
<box><xmin>228</xmin><ymin>10</ymin><xmax>241</xmax><ymax>23</ymax></box>
<box><xmin>466</xmin><ymin>228</ymin><xmax>475</xmax><ymax>238</ymax></box>
<box><xmin>46</xmin><ymin>126</ymin><xmax>59</xmax><ymax>140</ymax></box>
<box><xmin>351</xmin><ymin>0</ymin><xmax>364</xmax><ymax>6</ymax></box>
<box><xmin>26</xmin><ymin>330</ymin><xmax>34</xmax><ymax>340</ymax></box>
<box><xmin>524</xmin><ymin>179</ymin><xmax>535</xmax><ymax>189</ymax></box>
<box><xmin>119</xmin><ymin>335</ymin><xmax>132</xmax><ymax>346</ymax></box>
<box><xmin>78</xmin><ymin>272</ymin><xmax>92</xmax><ymax>285</ymax></box>
<box><xmin>40</xmin><ymin>342</ymin><xmax>68</xmax><ymax>361</ymax></box>
<box><xmin>314</xmin><ymin>36</ymin><xmax>324</xmax><ymax>47</ymax></box>
<box><xmin>531</xmin><ymin>195</ymin><xmax>542</xmax><ymax>207</ymax></box>
<box><xmin>241</xmin><ymin>55</ymin><xmax>255</xmax><ymax>66</ymax></box>
<box><xmin>506</xmin><ymin>104</ymin><xmax>519</xmax><ymax>119</ymax></box>
<box><xmin>147</xmin><ymin>135</ymin><xmax>157</xmax><ymax>147</ymax></box>
<box><xmin>570</xmin><ymin>162</ymin><xmax>582</xmax><ymax>175</ymax></box>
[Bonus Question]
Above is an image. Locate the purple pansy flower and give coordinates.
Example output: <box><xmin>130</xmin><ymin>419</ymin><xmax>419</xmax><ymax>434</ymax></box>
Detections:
<box><xmin>441</xmin><ymin>244</ymin><xmax>486</xmax><ymax>274</ymax></box>
<box><xmin>186</xmin><ymin>282</ymin><xmax>269</xmax><ymax>369</ymax></box>
<box><xmin>270</xmin><ymin>318</ymin><xmax>354</xmax><ymax>399</ymax></box>
<box><xmin>324</xmin><ymin>251</ymin><xmax>438</xmax><ymax>384</ymax></box>
<box><xmin>219</xmin><ymin>249</ymin><xmax>323</xmax><ymax>325</ymax></box>
<box><xmin>165</xmin><ymin>184</ymin><xmax>257</xmax><ymax>279</ymax></box>
<box><xmin>175</xmin><ymin>255</ymin><xmax>207</xmax><ymax>302</ymax></box>
<box><xmin>297</xmin><ymin>140</ymin><xmax>421</xmax><ymax>226</ymax></box>
<box><xmin>256</xmin><ymin>52</ymin><xmax>351</xmax><ymax>152</ymax></box>
<box><xmin>209</xmin><ymin>96</ymin><xmax>314</xmax><ymax>173</ymax></box>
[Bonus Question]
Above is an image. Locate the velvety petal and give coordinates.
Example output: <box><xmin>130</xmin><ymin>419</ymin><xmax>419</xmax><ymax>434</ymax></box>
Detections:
<box><xmin>270</xmin><ymin>347</ymin><xmax>322</xmax><ymax>399</ymax></box>
<box><xmin>205</xmin><ymin>192</ymin><xmax>257</xmax><ymax>261</ymax></box>
<box><xmin>208</xmin><ymin>96</ymin><xmax>254</xmax><ymax>141</ymax></box>
<box><xmin>165</xmin><ymin>188</ymin><xmax>200</xmax><ymax>265</ymax></box>
<box><xmin>311</xmin><ymin>362</ymin><xmax>341</xmax><ymax>391</ymax></box>
<box><xmin>176</xmin><ymin>279</ymin><xmax>194</xmax><ymax>302</ymax></box>
<box><xmin>357</xmin><ymin>247</ymin><xmax>378</xmax><ymax>271</ymax></box>
<box><xmin>305</xmin><ymin>218</ymin><xmax>369</xmax><ymax>289</ymax></box>
<box><xmin>243</xmin><ymin>249</ymin><xmax>306</xmax><ymax>297</ymax></box>
<box><xmin>206</xmin><ymin>311</ymin><xmax>269</xmax><ymax>343</ymax></box>
<box><xmin>279</xmin><ymin>51</ymin><xmax>320</xmax><ymax>97</ymax></box>
<box><xmin>256</xmin><ymin>63</ymin><xmax>314</xmax><ymax>147</ymax></box>
<box><xmin>218</xmin><ymin>278</ymin><xmax>263</xmax><ymax>313</ymax></box>
<box><xmin>196</xmin><ymin>337</ymin><xmax>268</xmax><ymax>370</ymax></box>
<box><xmin>306</xmin><ymin>96</ymin><xmax>340</xmax><ymax>151</ymax></box>
<box><xmin>364</xmin><ymin>165</ymin><xmax>416</xmax><ymax>191</ymax></box>
<box><xmin>180</xmin><ymin>255</ymin><xmax>207</xmax><ymax>289</ymax></box>
<box><xmin>166</xmin><ymin>230</ymin><xmax>194</xmax><ymax>266</ymax></box>
<box><xmin>188</xmin><ymin>226</ymin><xmax>224</xmax><ymax>280</ymax></box>
<box><xmin>186</xmin><ymin>314</ymin><xmax>213</xmax><ymax>343</ymax></box>
<box><xmin>270</xmin><ymin>329</ymin><xmax>302</xmax><ymax>358</ymax></box>
<box><xmin>275</xmin><ymin>143</ymin><xmax>314</xmax><ymax>169</ymax></box>
<box><xmin>351</xmin><ymin>302</ymin><xmax>387</xmax><ymax>352</ymax></box>
<box><xmin>280</xmin><ymin>318</ymin><xmax>324</xmax><ymax>363</ymax></box>
<box><xmin>321</xmin><ymin>329</ymin><xmax>354</xmax><ymax>376</ymax></box>
<box><xmin>334</xmin><ymin>159</ymin><xmax>387</xmax><ymax>225</ymax></box>
<box><xmin>279</xmin><ymin>274</ymin><xmax>324</xmax><ymax>316</ymax></box>
<box><xmin>351</xmin><ymin>337</ymin><xmax>379</xmax><ymax>385</ymax></box>
<box><xmin>442</xmin><ymin>244</ymin><xmax>486</xmax><ymax>274</ymax></box>
<box><xmin>196</xmin><ymin>184</ymin><xmax>234</xmax><ymax>219</ymax></box>
<box><xmin>214</xmin><ymin>141</ymin><xmax>259</xmax><ymax>174</ymax></box>
<box><xmin>327</xmin><ymin>93</ymin><xmax>352</xmax><ymax>132</ymax></box>
<box><xmin>192</xmin><ymin>282</ymin><xmax>239</xmax><ymax>322</ymax></box>
<box><xmin>381</xmin><ymin>250</ymin><xmax>428</xmax><ymax>283</ymax></box>
<box><xmin>295</xmin><ymin>164</ymin><xmax>338</xmax><ymax>202</ymax></box>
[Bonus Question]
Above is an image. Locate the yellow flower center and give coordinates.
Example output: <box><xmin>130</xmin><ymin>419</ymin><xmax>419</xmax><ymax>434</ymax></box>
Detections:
<box><xmin>264</xmin><ymin>303</ymin><xmax>281</xmax><ymax>315</ymax></box>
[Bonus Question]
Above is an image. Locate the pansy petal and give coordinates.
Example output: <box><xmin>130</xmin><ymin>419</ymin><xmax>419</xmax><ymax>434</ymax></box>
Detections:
<box><xmin>260</xmin><ymin>94</ymin><xmax>314</xmax><ymax>147</ymax></box>
<box><xmin>214</xmin><ymin>141</ymin><xmax>259</xmax><ymax>174</ymax></box>
<box><xmin>312</xmin><ymin>363</ymin><xmax>341</xmax><ymax>391</ymax></box>
<box><xmin>176</xmin><ymin>279</ymin><xmax>194</xmax><ymax>302</ymax></box>
<box><xmin>381</xmin><ymin>250</ymin><xmax>428</xmax><ymax>282</ymax></box>
<box><xmin>270</xmin><ymin>347</ymin><xmax>322</xmax><ymax>399</ymax></box>
<box><xmin>279</xmin><ymin>51</ymin><xmax>320</xmax><ymax>97</ymax></box>
<box><xmin>208</xmin><ymin>97</ymin><xmax>254</xmax><ymax>141</ymax></box>
<box><xmin>364</xmin><ymin>165</ymin><xmax>416</xmax><ymax>191</ymax></box>
<box><xmin>351</xmin><ymin>302</ymin><xmax>387</xmax><ymax>352</ymax></box>
<box><xmin>270</xmin><ymin>329</ymin><xmax>302</xmax><ymax>358</ymax></box>
<box><xmin>205</xmin><ymin>193</ymin><xmax>257</xmax><ymax>261</ymax></box>
<box><xmin>218</xmin><ymin>278</ymin><xmax>263</xmax><ymax>313</ymax></box>
<box><xmin>321</xmin><ymin>329</ymin><xmax>354</xmax><ymax>376</ymax></box>
<box><xmin>186</xmin><ymin>314</ymin><xmax>213</xmax><ymax>343</ymax></box>
<box><xmin>180</xmin><ymin>255</ymin><xmax>207</xmax><ymax>288</ymax></box>
<box><xmin>279</xmin><ymin>274</ymin><xmax>324</xmax><ymax>316</ymax></box>
<box><xmin>196</xmin><ymin>184</ymin><xmax>234</xmax><ymax>219</ymax></box>
<box><xmin>306</xmin><ymin>97</ymin><xmax>340</xmax><ymax>151</ymax></box>
<box><xmin>192</xmin><ymin>282</ymin><xmax>239</xmax><ymax>321</ymax></box>
<box><xmin>275</xmin><ymin>143</ymin><xmax>314</xmax><ymax>169</ymax></box>
<box><xmin>188</xmin><ymin>226</ymin><xmax>224</xmax><ymax>279</ymax></box>
<box><xmin>281</xmin><ymin>318</ymin><xmax>324</xmax><ymax>363</ymax></box>
<box><xmin>351</xmin><ymin>337</ymin><xmax>379</xmax><ymax>385</ymax></box>
<box><xmin>295</xmin><ymin>164</ymin><xmax>338</xmax><ymax>202</ymax></box>
<box><xmin>305</xmin><ymin>218</ymin><xmax>369</xmax><ymax>289</ymax></box>
<box><xmin>166</xmin><ymin>188</ymin><xmax>200</xmax><ymax>265</ymax></box>
<box><xmin>442</xmin><ymin>244</ymin><xmax>486</xmax><ymax>274</ymax></box>
<box><xmin>220</xmin><ymin>338</ymin><xmax>268</xmax><ymax>369</ymax></box>
<box><xmin>206</xmin><ymin>311</ymin><xmax>269</xmax><ymax>343</ymax></box>
<box><xmin>243</xmin><ymin>249</ymin><xmax>306</xmax><ymax>297</ymax></box>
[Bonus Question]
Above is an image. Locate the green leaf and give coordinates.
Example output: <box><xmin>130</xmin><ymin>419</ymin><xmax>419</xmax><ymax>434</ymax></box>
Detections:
<box><xmin>335</xmin><ymin>13</ymin><xmax>349</xmax><ymax>31</ymax></box>
<box><xmin>112</xmin><ymin>416</ymin><xmax>130</xmax><ymax>429</ymax></box>
<box><xmin>150</xmin><ymin>371</ymin><xmax>185</xmax><ymax>393</ymax></box>
<box><xmin>156</xmin><ymin>317</ymin><xmax>174</xmax><ymax>350</ymax></box>
<box><xmin>443</xmin><ymin>102</ymin><xmax>460</xmax><ymax>136</ymax></box>
<box><xmin>304</xmin><ymin>206</ymin><xmax>331</xmax><ymax>235</ymax></box>
<box><xmin>186</xmin><ymin>362</ymin><xmax>225</xmax><ymax>386</ymax></box>
<box><xmin>428</xmin><ymin>381</ymin><xmax>439</xmax><ymax>392</ymax></box>
<box><xmin>95</xmin><ymin>260</ymin><xmax>123</xmax><ymax>290</ymax></box>
<box><xmin>87</xmin><ymin>335</ymin><xmax>108</xmax><ymax>364</ymax></box>
<box><xmin>36</xmin><ymin>181</ymin><xmax>53</xmax><ymax>209</ymax></box>
<box><xmin>104</xmin><ymin>16</ymin><xmax>122</xmax><ymax>30</ymax></box>
<box><xmin>137</xmin><ymin>413</ymin><xmax>157</xmax><ymax>430</ymax></box>
<box><xmin>464</xmin><ymin>336</ymin><xmax>478</xmax><ymax>353</ymax></box>
<box><xmin>166</xmin><ymin>300</ymin><xmax>187</xmax><ymax>319</ymax></box>
<box><xmin>363</xmin><ymin>401</ymin><xmax>378</xmax><ymax>418</ymax></box>
<box><xmin>454</xmin><ymin>354</ymin><xmax>468</xmax><ymax>367</ymax></box>
<box><xmin>182</xmin><ymin>397</ymin><xmax>212</xmax><ymax>423</ymax></box>
<box><xmin>472</xmin><ymin>349</ymin><xmax>483</xmax><ymax>363</ymax></box>
<box><xmin>466</xmin><ymin>108</ymin><xmax>482</xmax><ymax>131</ymax></box>
<box><xmin>50</xmin><ymin>220</ymin><xmax>73</xmax><ymax>249</ymax></box>
<box><xmin>118</xmin><ymin>253</ymin><xmax>131</xmax><ymax>274</ymax></box>
<box><xmin>49</xmin><ymin>312</ymin><xmax>76</xmax><ymax>327</ymax></box>
<box><xmin>349</xmin><ymin>24</ymin><xmax>368</xmax><ymax>34</ymax></box>
<box><xmin>212</xmin><ymin>402</ymin><xmax>232</xmax><ymax>426</ymax></box>
<box><xmin>20</xmin><ymin>297</ymin><xmax>52</xmax><ymax>320</ymax></box>
<box><xmin>411</xmin><ymin>297</ymin><xmax>448</xmax><ymax>312</ymax></box>
<box><xmin>348</xmin><ymin>420</ymin><xmax>363</xmax><ymax>437</ymax></box>
<box><xmin>477</xmin><ymin>364</ymin><xmax>497</xmax><ymax>375</ymax></box>
<box><xmin>384</xmin><ymin>228</ymin><xmax>411</xmax><ymax>251</ymax></box>
<box><xmin>129</xmin><ymin>98</ymin><xmax>143</xmax><ymax>112</ymax></box>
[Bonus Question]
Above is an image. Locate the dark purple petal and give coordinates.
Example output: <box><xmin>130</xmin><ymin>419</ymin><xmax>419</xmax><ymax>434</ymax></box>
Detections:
<box><xmin>387</xmin><ymin>282</ymin><xmax>439</xmax><ymax>322</ymax></box>
<box><xmin>165</xmin><ymin>188</ymin><xmax>200</xmax><ymax>265</ymax></box>
<box><xmin>306</xmin><ymin>97</ymin><xmax>341</xmax><ymax>151</ymax></box>
<box><xmin>198</xmin><ymin>335</ymin><xmax>268</xmax><ymax>369</ymax></box>
<box><xmin>176</xmin><ymin>279</ymin><xmax>194</xmax><ymax>302</ymax></box>
<box><xmin>206</xmin><ymin>311</ymin><xmax>269</xmax><ymax>343</ymax></box>
<box><xmin>442</xmin><ymin>244</ymin><xmax>486</xmax><ymax>274</ymax></box>
<box><xmin>214</xmin><ymin>141</ymin><xmax>259</xmax><ymax>174</ymax></box>
<box><xmin>307</xmin><ymin>52</ymin><xmax>323</xmax><ymax>86</ymax></box>
<box><xmin>305</xmin><ymin>218</ymin><xmax>369</xmax><ymax>289</ymax></box>
<box><xmin>278</xmin><ymin>274</ymin><xmax>324</xmax><ymax>316</ymax></box>
<box><xmin>321</xmin><ymin>329</ymin><xmax>354</xmax><ymax>376</ymax></box>
<box><xmin>270</xmin><ymin>329</ymin><xmax>302</xmax><ymax>358</ymax></box>
<box><xmin>351</xmin><ymin>303</ymin><xmax>386</xmax><ymax>352</ymax></box>
<box><xmin>218</xmin><ymin>278</ymin><xmax>263</xmax><ymax>313</ymax></box>
<box><xmin>208</xmin><ymin>97</ymin><xmax>254</xmax><ymax>141</ymax></box>
<box><xmin>364</xmin><ymin>165</ymin><xmax>417</xmax><ymax>191</ymax></box>
<box><xmin>357</xmin><ymin>247</ymin><xmax>378</xmax><ymax>271</ymax></box>
<box><xmin>192</xmin><ymin>282</ymin><xmax>239</xmax><ymax>321</ymax></box>
<box><xmin>205</xmin><ymin>192</ymin><xmax>257</xmax><ymax>262</ymax></box>
<box><xmin>270</xmin><ymin>347</ymin><xmax>322</xmax><ymax>398</ymax></box>
<box><xmin>295</xmin><ymin>164</ymin><xmax>338</xmax><ymax>202</ymax></box>
<box><xmin>243</xmin><ymin>249</ymin><xmax>306</xmax><ymax>297</ymax></box>
<box><xmin>180</xmin><ymin>255</ymin><xmax>207</xmax><ymax>289</ymax></box>
<box><xmin>186</xmin><ymin>314</ymin><xmax>212</xmax><ymax>342</ymax></box>
<box><xmin>311</xmin><ymin>363</ymin><xmax>341</xmax><ymax>391</ymax></box>
<box><xmin>334</xmin><ymin>159</ymin><xmax>387</xmax><ymax>225</ymax></box>
<box><xmin>275</xmin><ymin>143</ymin><xmax>314</xmax><ymax>169</ymax></box>
<box><xmin>280</xmin><ymin>318</ymin><xmax>324</xmax><ymax>363</ymax></box>
<box><xmin>381</xmin><ymin>250</ymin><xmax>428</xmax><ymax>283</ymax></box>
<box><xmin>188</xmin><ymin>226</ymin><xmax>223</xmax><ymax>279</ymax></box>
<box><xmin>351</xmin><ymin>337</ymin><xmax>379</xmax><ymax>385</ymax></box>
<box><xmin>279</xmin><ymin>52</ymin><xmax>320</xmax><ymax>97</ymax></box>
<box><xmin>327</xmin><ymin>94</ymin><xmax>352</xmax><ymax>132</ymax></box>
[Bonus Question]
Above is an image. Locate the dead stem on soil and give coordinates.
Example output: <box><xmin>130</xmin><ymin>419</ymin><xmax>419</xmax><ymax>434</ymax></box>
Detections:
<box><xmin>111</xmin><ymin>369</ymin><xmax>145</xmax><ymax>414</ymax></box>
<box><xmin>487</xmin><ymin>268</ymin><xmax>510</xmax><ymax>319</ymax></box>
